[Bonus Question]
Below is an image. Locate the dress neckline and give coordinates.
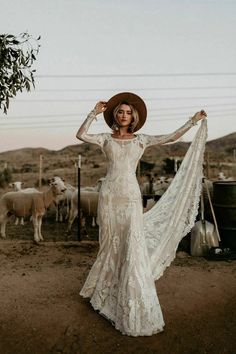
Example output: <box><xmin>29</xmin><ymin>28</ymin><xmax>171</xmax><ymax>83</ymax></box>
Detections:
<box><xmin>110</xmin><ymin>134</ymin><xmax>138</xmax><ymax>141</ymax></box>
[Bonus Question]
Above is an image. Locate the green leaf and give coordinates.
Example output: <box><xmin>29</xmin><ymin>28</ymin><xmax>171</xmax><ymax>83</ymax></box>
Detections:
<box><xmin>0</xmin><ymin>32</ymin><xmax>40</xmax><ymax>114</ymax></box>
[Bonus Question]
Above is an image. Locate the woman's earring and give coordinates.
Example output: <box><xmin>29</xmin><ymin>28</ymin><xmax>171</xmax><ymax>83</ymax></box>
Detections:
<box><xmin>112</xmin><ymin>122</ymin><xmax>119</xmax><ymax>131</ymax></box>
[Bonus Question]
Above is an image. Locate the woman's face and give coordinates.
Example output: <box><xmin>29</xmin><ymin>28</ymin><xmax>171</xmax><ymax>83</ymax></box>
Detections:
<box><xmin>115</xmin><ymin>104</ymin><xmax>133</xmax><ymax>127</ymax></box>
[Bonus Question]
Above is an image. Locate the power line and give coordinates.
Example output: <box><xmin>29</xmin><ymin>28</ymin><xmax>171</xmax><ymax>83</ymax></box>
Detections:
<box><xmin>2</xmin><ymin>108</ymin><xmax>236</xmax><ymax>121</ymax></box>
<box><xmin>1</xmin><ymin>103</ymin><xmax>236</xmax><ymax>121</ymax></box>
<box><xmin>0</xmin><ymin>112</ymin><xmax>235</xmax><ymax>130</ymax></box>
<box><xmin>148</xmin><ymin>102</ymin><xmax>236</xmax><ymax>111</ymax></box>
<box><xmin>36</xmin><ymin>72</ymin><xmax>236</xmax><ymax>78</ymax></box>
<box><xmin>13</xmin><ymin>96</ymin><xmax>236</xmax><ymax>102</ymax></box>
<box><xmin>2</xmin><ymin>113</ymin><xmax>80</xmax><ymax>119</ymax></box>
<box><xmin>34</xmin><ymin>86</ymin><xmax>236</xmax><ymax>92</ymax></box>
<box><xmin>1</xmin><ymin>102</ymin><xmax>236</xmax><ymax>121</ymax></box>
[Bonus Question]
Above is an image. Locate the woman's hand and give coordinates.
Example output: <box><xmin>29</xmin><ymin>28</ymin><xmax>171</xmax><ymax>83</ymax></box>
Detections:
<box><xmin>192</xmin><ymin>110</ymin><xmax>207</xmax><ymax>123</ymax></box>
<box><xmin>94</xmin><ymin>101</ymin><xmax>107</xmax><ymax>115</ymax></box>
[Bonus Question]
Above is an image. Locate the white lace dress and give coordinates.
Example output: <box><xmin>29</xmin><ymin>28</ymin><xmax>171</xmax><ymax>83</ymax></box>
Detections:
<box><xmin>78</xmin><ymin>110</ymin><xmax>207</xmax><ymax>336</ymax></box>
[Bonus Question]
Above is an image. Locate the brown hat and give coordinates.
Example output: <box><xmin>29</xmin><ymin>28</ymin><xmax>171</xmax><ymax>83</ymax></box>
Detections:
<box><xmin>103</xmin><ymin>92</ymin><xmax>147</xmax><ymax>132</ymax></box>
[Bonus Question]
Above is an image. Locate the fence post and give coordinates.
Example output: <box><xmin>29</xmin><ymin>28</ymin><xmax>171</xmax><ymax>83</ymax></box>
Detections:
<box><xmin>39</xmin><ymin>154</ymin><xmax>43</xmax><ymax>188</ymax></box>
<box><xmin>233</xmin><ymin>148</ymin><xmax>236</xmax><ymax>179</ymax></box>
<box><xmin>205</xmin><ymin>152</ymin><xmax>210</xmax><ymax>179</ymax></box>
<box><xmin>77</xmin><ymin>154</ymin><xmax>81</xmax><ymax>241</ymax></box>
<box><xmin>74</xmin><ymin>161</ymin><xmax>77</xmax><ymax>187</ymax></box>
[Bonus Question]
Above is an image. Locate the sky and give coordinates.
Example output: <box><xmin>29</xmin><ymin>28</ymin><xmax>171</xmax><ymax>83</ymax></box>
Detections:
<box><xmin>0</xmin><ymin>0</ymin><xmax>236</xmax><ymax>153</ymax></box>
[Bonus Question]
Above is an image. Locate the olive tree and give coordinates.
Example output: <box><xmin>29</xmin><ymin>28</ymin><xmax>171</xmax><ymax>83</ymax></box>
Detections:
<box><xmin>0</xmin><ymin>32</ymin><xmax>40</xmax><ymax>114</ymax></box>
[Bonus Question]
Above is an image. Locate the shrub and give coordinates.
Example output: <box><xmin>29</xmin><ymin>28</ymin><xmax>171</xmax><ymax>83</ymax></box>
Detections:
<box><xmin>0</xmin><ymin>168</ymin><xmax>12</xmax><ymax>188</ymax></box>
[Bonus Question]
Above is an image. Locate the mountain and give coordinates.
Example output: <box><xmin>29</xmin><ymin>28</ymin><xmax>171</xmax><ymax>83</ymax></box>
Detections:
<box><xmin>206</xmin><ymin>132</ymin><xmax>236</xmax><ymax>159</ymax></box>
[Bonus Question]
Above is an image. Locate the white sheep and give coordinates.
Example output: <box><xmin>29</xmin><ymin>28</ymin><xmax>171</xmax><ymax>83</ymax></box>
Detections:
<box><xmin>8</xmin><ymin>181</ymin><xmax>39</xmax><ymax>225</ymax></box>
<box><xmin>67</xmin><ymin>189</ymin><xmax>100</xmax><ymax>232</ymax></box>
<box><xmin>1</xmin><ymin>176</ymin><xmax>66</xmax><ymax>243</ymax></box>
<box><xmin>54</xmin><ymin>183</ymin><xmax>76</xmax><ymax>222</ymax></box>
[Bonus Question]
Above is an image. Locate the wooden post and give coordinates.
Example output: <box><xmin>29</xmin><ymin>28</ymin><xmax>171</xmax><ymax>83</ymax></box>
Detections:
<box><xmin>233</xmin><ymin>148</ymin><xmax>236</xmax><ymax>179</ymax></box>
<box><xmin>74</xmin><ymin>161</ymin><xmax>77</xmax><ymax>187</ymax></box>
<box><xmin>39</xmin><ymin>154</ymin><xmax>43</xmax><ymax>188</ymax></box>
<box><xmin>205</xmin><ymin>152</ymin><xmax>210</xmax><ymax>179</ymax></box>
<box><xmin>77</xmin><ymin>155</ymin><xmax>81</xmax><ymax>241</ymax></box>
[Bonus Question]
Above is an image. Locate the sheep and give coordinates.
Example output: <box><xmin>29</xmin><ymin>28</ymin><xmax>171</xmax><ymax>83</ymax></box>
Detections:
<box><xmin>67</xmin><ymin>178</ymin><xmax>108</xmax><ymax>232</ymax></box>
<box><xmin>140</xmin><ymin>176</ymin><xmax>173</xmax><ymax>198</ymax></box>
<box><xmin>143</xmin><ymin>199</ymin><xmax>155</xmax><ymax>213</ymax></box>
<box><xmin>54</xmin><ymin>183</ymin><xmax>76</xmax><ymax>222</ymax></box>
<box><xmin>67</xmin><ymin>189</ymin><xmax>100</xmax><ymax>232</ymax></box>
<box><xmin>140</xmin><ymin>176</ymin><xmax>173</xmax><ymax>209</ymax></box>
<box><xmin>8</xmin><ymin>181</ymin><xmax>40</xmax><ymax>225</ymax></box>
<box><xmin>67</xmin><ymin>189</ymin><xmax>78</xmax><ymax>232</ymax></box>
<box><xmin>81</xmin><ymin>177</ymin><xmax>105</xmax><ymax>192</ymax></box>
<box><xmin>9</xmin><ymin>181</ymin><xmax>24</xmax><ymax>191</ymax></box>
<box><xmin>0</xmin><ymin>176</ymin><xmax>66</xmax><ymax>243</ymax></box>
<box><xmin>152</xmin><ymin>177</ymin><xmax>172</xmax><ymax>197</ymax></box>
<box><xmin>54</xmin><ymin>179</ymin><xmax>105</xmax><ymax>224</ymax></box>
<box><xmin>217</xmin><ymin>172</ymin><xmax>234</xmax><ymax>181</ymax></box>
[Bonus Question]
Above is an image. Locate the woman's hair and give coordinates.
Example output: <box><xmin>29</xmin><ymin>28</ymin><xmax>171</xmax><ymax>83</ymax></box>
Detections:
<box><xmin>112</xmin><ymin>101</ymin><xmax>139</xmax><ymax>132</ymax></box>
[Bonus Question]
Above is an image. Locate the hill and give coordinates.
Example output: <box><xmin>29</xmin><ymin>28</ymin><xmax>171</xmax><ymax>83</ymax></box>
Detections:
<box><xmin>0</xmin><ymin>132</ymin><xmax>235</xmax><ymax>188</ymax></box>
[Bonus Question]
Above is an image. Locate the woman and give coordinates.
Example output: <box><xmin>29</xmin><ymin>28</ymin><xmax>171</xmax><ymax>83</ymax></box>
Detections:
<box><xmin>76</xmin><ymin>92</ymin><xmax>207</xmax><ymax>337</ymax></box>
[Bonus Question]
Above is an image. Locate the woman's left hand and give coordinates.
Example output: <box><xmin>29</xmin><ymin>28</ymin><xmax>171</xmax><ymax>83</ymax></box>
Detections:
<box><xmin>192</xmin><ymin>110</ymin><xmax>207</xmax><ymax>123</ymax></box>
<box><xmin>94</xmin><ymin>101</ymin><xmax>107</xmax><ymax>115</ymax></box>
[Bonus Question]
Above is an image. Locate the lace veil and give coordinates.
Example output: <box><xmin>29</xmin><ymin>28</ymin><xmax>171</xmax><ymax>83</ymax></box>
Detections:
<box><xmin>144</xmin><ymin>119</ymin><xmax>208</xmax><ymax>280</ymax></box>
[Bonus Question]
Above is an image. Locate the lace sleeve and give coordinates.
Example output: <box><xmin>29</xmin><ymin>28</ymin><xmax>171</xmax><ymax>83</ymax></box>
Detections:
<box><xmin>142</xmin><ymin>118</ymin><xmax>199</xmax><ymax>147</ymax></box>
<box><xmin>76</xmin><ymin>109</ymin><xmax>105</xmax><ymax>148</ymax></box>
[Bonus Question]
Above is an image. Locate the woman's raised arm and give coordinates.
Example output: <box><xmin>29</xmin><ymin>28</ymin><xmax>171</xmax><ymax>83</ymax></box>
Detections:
<box><xmin>143</xmin><ymin>110</ymin><xmax>207</xmax><ymax>147</ymax></box>
<box><xmin>76</xmin><ymin>101</ymin><xmax>107</xmax><ymax>147</ymax></box>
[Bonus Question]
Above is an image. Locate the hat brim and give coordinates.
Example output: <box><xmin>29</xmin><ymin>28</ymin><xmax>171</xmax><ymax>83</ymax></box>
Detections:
<box><xmin>103</xmin><ymin>92</ymin><xmax>147</xmax><ymax>132</ymax></box>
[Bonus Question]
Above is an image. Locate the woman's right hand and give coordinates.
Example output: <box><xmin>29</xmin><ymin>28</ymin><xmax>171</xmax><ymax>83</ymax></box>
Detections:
<box><xmin>192</xmin><ymin>110</ymin><xmax>207</xmax><ymax>123</ymax></box>
<box><xmin>94</xmin><ymin>101</ymin><xmax>107</xmax><ymax>115</ymax></box>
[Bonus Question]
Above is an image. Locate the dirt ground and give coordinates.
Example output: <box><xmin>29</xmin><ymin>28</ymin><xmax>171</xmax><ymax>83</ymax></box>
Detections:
<box><xmin>0</xmin><ymin>220</ymin><xmax>236</xmax><ymax>354</ymax></box>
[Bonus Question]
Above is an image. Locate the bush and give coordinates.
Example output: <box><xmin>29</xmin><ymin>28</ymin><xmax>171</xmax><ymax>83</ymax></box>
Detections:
<box><xmin>0</xmin><ymin>168</ymin><xmax>12</xmax><ymax>188</ymax></box>
<box><xmin>162</xmin><ymin>158</ymin><xmax>182</xmax><ymax>174</ymax></box>
<box><xmin>20</xmin><ymin>163</ymin><xmax>36</xmax><ymax>173</ymax></box>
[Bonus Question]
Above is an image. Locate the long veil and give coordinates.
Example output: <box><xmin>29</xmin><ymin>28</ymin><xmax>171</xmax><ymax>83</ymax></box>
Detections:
<box><xmin>143</xmin><ymin>119</ymin><xmax>208</xmax><ymax>280</ymax></box>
